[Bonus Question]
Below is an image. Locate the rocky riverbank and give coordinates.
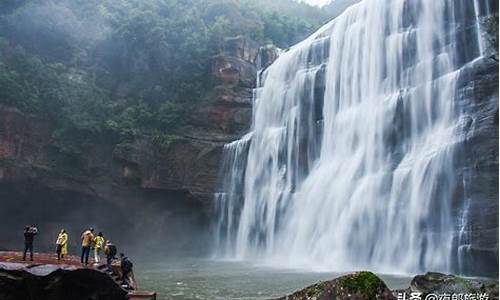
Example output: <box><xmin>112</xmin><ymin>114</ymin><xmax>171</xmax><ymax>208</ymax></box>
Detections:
<box><xmin>0</xmin><ymin>262</ymin><xmax>126</xmax><ymax>300</ymax></box>
<box><xmin>0</xmin><ymin>251</ymin><xmax>156</xmax><ymax>300</ymax></box>
<box><xmin>0</xmin><ymin>252</ymin><xmax>497</xmax><ymax>300</ymax></box>
<box><xmin>275</xmin><ymin>272</ymin><xmax>499</xmax><ymax>300</ymax></box>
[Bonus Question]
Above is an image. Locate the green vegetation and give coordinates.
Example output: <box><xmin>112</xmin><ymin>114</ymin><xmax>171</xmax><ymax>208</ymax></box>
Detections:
<box><xmin>0</xmin><ymin>0</ymin><xmax>335</xmax><ymax>172</ymax></box>
<box><xmin>282</xmin><ymin>271</ymin><xmax>387</xmax><ymax>299</ymax></box>
<box><xmin>305</xmin><ymin>281</ymin><xmax>328</xmax><ymax>298</ymax></box>
<box><xmin>338</xmin><ymin>271</ymin><xmax>384</xmax><ymax>299</ymax></box>
<box><xmin>453</xmin><ymin>276</ymin><xmax>480</xmax><ymax>294</ymax></box>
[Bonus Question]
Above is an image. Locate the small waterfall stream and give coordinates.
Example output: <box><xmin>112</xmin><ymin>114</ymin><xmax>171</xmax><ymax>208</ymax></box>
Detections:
<box><xmin>215</xmin><ymin>0</ymin><xmax>496</xmax><ymax>275</ymax></box>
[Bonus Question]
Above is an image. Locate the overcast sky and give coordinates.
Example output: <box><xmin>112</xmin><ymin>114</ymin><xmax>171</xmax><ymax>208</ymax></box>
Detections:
<box><xmin>301</xmin><ymin>0</ymin><xmax>331</xmax><ymax>7</ymax></box>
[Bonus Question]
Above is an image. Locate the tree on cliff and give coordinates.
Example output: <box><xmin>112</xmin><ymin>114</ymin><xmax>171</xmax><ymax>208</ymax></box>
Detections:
<box><xmin>0</xmin><ymin>0</ymin><xmax>336</xmax><ymax>172</ymax></box>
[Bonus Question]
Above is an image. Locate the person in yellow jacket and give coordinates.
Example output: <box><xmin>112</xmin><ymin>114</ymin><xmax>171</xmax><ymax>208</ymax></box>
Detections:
<box><xmin>55</xmin><ymin>229</ymin><xmax>68</xmax><ymax>260</ymax></box>
<box><xmin>93</xmin><ymin>232</ymin><xmax>105</xmax><ymax>264</ymax></box>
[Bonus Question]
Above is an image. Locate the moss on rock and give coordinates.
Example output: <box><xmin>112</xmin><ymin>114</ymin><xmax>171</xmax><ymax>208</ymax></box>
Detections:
<box><xmin>275</xmin><ymin>271</ymin><xmax>394</xmax><ymax>300</ymax></box>
<box><xmin>338</xmin><ymin>271</ymin><xmax>386</xmax><ymax>299</ymax></box>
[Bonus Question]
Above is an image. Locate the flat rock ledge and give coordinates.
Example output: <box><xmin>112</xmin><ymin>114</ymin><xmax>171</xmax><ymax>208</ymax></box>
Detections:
<box><xmin>0</xmin><ymin>253</ymin><xmax>128</xmax><ymax>300</ymax></box>
<box><xmin>274</xmin><ymin>272</ymin><xmax>499</xmax><ymax>300</ymax></box>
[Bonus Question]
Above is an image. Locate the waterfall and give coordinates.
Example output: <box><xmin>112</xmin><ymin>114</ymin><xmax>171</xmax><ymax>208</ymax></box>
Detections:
<box><xmin>214</xmin><ymin>0</ymin><xmax>496</xmax><ymax>275</ymax></box>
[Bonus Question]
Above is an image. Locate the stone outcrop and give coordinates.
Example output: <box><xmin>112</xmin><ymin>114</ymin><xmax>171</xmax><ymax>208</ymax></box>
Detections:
<box><xmin>276</xmin><ymin>272</ymin><xmax>499</xmax><ymax>300</ymax></box>
<box><xmin>193</xmin><ymin>36</ymin><xmax>263</xmax><ymax>136</ymax></box>
<box><xmin>274</xmin><ymin>272</ymin><xmax>395</xmax><ymax>300</ymax></box>
<box><xmin>407</xmin><ymin>272</ymin><xmax>498</xmax><ymax>297</ymax></box>
<box><xmin>112</xmin><ymin>134</ymin><xmax>227</xmax><ymax>206</ymax></box>
<box><xmin>0</xmin><ymin>262</ymin><xmax>127</xmax><ymax>300</ymax></box>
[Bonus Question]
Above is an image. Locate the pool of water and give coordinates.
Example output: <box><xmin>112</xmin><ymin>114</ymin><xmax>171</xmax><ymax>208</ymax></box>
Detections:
<box><xmin>134</xmin><ymin>259</ymin><xmax>413</xmax><ymax>300</ymax></box>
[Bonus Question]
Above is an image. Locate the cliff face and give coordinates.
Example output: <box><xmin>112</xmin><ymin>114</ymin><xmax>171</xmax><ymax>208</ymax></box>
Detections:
<box><xmin>454</xmin><ymin>54</ymin><xmax>499</xmax><ymax>276</ymax></box>
<box><xmin>112</xmin><ymin>36</ymin><xmax>267</xmax><ymax>206</ymax></box>
<box><xmin>0</xmin><ymin>36</ymin><xmax>274</xmax><ymax>254</ymax></box>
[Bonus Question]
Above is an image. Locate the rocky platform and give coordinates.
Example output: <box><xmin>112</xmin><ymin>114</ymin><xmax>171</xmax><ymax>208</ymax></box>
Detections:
<box><xmin>0</xmin><ymin>251</ymin><xmax>156</xmax><ymax>300</ymax></box>
<box><xmin>275</xmin><ymin>271</ymin><xmax>499</xmax><ymax>300</ymax></box>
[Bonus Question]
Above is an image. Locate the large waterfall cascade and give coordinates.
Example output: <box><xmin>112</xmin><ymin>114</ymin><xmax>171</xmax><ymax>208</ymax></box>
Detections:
<box><xmin>214</xmin><ymin>0</ymin><xmax>497</xmax><ymax>275</ymax></box>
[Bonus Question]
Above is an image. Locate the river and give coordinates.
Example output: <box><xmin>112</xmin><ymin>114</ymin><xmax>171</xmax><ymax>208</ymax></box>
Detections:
<box><xmin>135</xmin><ymin>259</ymin><xmax>412</xmax><ymax>300</ymax></box>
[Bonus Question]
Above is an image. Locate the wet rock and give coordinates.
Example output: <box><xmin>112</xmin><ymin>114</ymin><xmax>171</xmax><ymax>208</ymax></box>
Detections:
<box><xmin>276</xmin><ymin>272</ymin><xmax>499</xmax><ymax>300</ymax></box>
<box><xmin>274</xmin><ymin>271</ymin><xmax>395</xmax><ymax>300</ymax></box>
<box><xmin>407</xmin><ymin>272</ymin><xmax>498</xmax><ymax>299</ymax></box>
<box><xmin>258</xmin><ymin>44</ymin><xmax>281</xmax><ymax>71</ymax></box>
<box><xmin>0</xmin><ymin>105</ymin><xmax>51</xmax><ymax>170</ymax></box>
<box><xmin>222</xmin><ymin>36</ymin><xmax>259</xmax><ymax>64</ymax></box>
<box><xmin>191</xmin><ymin>86</ymin><xmax>253</xmax><ymax>134</ymax></box>
<box><xmin>212</xmin><ymin>54</ymin><xmax>256</xmax><ymax>88</ymax></box>
<box><xmin>212</xmin><ymin>36</ymin><xmax>259</xmax><ymax>88</ymax></box>
<box><xmin>453</xmin><ymin>55</ymin><xmax>499</xmax><ymax>276</ymax></box>
<box><xmin>0</xmin><ymin>262</ymin><xmax>127</xmax><ymax>300</ymax></box>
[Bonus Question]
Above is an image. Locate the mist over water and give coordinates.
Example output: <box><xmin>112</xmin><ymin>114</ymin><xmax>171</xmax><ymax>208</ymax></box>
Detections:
<box><xmin>215</xmin><ymin>0</ymin><xmax>495</xmax><ymax>275</ymax></box>
<box><xmin>136</xmin><ymin>259</ymin><xmax>412</xmax><ymax>300</ymax></box>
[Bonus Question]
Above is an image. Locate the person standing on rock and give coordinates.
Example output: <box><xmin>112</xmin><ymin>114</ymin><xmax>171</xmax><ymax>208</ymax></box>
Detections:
<box><xmin>93</xmin><ymin>232</ymin><xmax>105</xmax><ymax>264</ymax></box>
<box><xmin>22</xmin><ymin>225</ymin><xmax>38</xmax><ymax>261</ymax></box>
<box><xmin>120</xmin><ymin>253</ymin><xmax>134</xmax><ymax>289</ymax></box>
<box><xmin>80</xmin><ymin>227</ymin><xmax>94</xmax><ymax>266</ymax></box>
<box><xmin>55</xmin><ymin>229</ymin><xmax>68</xmax><ymax>260</ymax></box>
<box><xmin>104</xmin><ymin>240</ymin><xmax>117</xmax><ymax>272</ymax></box>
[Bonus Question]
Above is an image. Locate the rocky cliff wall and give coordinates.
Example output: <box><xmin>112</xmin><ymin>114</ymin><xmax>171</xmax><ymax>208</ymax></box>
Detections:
<box><xmin>0</xmin><ymin>36</ymin><xmax>277</xmax><ymax>254</ymax></box>
<box><xmin>454</xmin><ymin>54</ymin><xmax>499</xmax><ymax>276</ymax></box>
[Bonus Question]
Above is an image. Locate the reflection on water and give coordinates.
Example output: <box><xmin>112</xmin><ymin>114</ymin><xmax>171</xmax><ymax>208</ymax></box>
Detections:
<box><xmin>134</xmin><ymin>259</ymin><xmax>412</xmax><ymax>300</ymax></box>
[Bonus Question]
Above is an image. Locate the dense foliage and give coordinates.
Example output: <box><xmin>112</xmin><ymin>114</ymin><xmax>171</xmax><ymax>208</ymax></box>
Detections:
<box><xmin>0</xmin><ymin>0</ymin><xmax>335</xmax><ymax>171</ymax></box>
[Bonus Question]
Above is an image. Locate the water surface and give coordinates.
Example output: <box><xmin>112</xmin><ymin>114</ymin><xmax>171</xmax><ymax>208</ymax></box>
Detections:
<box><xmin>135</xmin><ymin>259</ymin><xmax>412</xmax><ymax>300</ymax></box>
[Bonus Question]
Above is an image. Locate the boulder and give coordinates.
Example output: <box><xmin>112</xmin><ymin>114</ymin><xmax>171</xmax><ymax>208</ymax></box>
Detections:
<box><xmin>406</xmin><ymin>272</ymin><xmax>498</xmax><ymax>299</ymax></box>
<box><xmin>274</xmin><ymin>271</ymin><xmax>395</xmax><ymax>300</ymax></box>
<box><xmin>276</xmin><ymin>272</ymin><xmax>499</xmax><ymax>300</ymax></box>
<box><xmin>0</xmin><ymin>262</ymin><xmax>127</xmax><ymax>300</ymax></box>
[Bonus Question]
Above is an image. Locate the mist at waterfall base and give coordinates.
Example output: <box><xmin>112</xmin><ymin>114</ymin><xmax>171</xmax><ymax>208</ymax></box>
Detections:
<box><xmin>0</xmin><ymin>184</ymin><xmax>210</xmax><ymax>260</ymax></box>
<box><xmin>215</xmin><ymin>0</ymin><xmax>498</xmax><ymax>277</ymax></box>
<box><xmin>134</xmin><ymin>259</ymin><xmax>411</xmax><ymax>300</ymax></box>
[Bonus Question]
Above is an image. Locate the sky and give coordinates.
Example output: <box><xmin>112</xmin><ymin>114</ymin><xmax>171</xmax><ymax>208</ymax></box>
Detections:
<box><xmin>300</xmin><ymin>0</ymin><xmax>331</xmax><ymax>7</ymax></box>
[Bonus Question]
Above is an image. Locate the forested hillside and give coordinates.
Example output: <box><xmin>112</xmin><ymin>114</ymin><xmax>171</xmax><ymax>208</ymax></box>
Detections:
<box><xmin>0</xmin><ymin>0</ymin><xmax>334</xmax><ymax>173</ymax></box>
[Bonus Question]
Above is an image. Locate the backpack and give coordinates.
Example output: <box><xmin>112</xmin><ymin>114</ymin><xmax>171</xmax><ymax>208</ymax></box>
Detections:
<box><xmin>123</xmin><ymin>258</ymin><xmax>133</xmax><ymax>271</ymax></box>
<box><xmin>108</xmin><ymin>244</ymin><xmax>117</xmax><ymax>256</ymax></box>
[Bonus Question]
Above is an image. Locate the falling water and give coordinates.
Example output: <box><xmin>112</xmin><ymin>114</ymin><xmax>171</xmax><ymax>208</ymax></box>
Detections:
<box><xmin>215</xmin><ymin>0</ymin><xmax>495</xmax><ymax>274</ymax></box>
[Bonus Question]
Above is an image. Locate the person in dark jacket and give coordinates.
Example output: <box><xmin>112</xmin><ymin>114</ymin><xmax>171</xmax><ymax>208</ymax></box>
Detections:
<box><xmin>104</xmin><ymin>240</ymin><xmax>117</xmax><ymax>272</ymax></box>
<box><xmin>22</xmin><ymin>225</ymin><xmax>38</xmax><ymax>261</ymax></box>
<box><xmin>120</xmin><ymin>253</ymin><xmax>134</xmax><ymax>289</ymax></box>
